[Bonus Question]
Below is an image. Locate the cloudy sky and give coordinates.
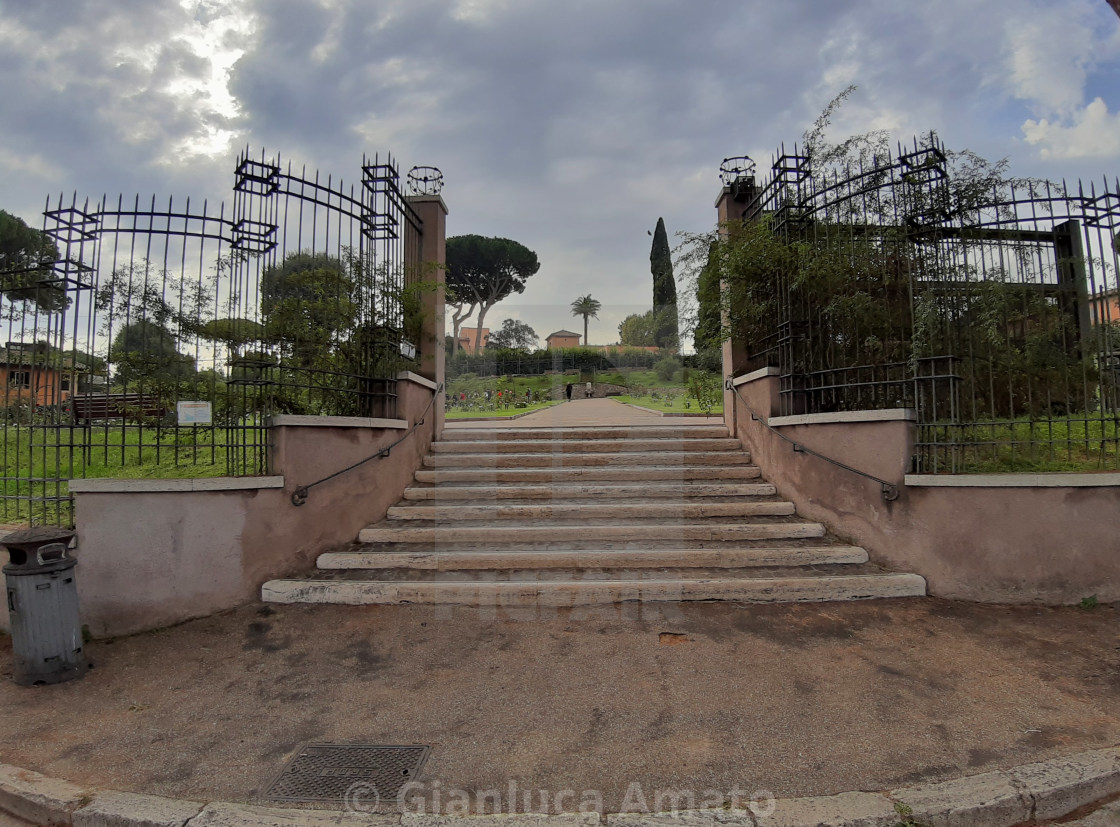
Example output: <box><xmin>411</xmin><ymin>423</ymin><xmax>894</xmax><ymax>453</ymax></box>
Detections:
<box><xmin>1</xmin><ymin>0</ymin><xmax>1119</xmax><ymax>346</ymax></box>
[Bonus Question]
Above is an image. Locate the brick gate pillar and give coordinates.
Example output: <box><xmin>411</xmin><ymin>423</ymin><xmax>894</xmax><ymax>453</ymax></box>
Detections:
<box><xmin>406</xmin><ymin>194</ymin><xmax>448</xmax><ymax>437</ymax></box>
<box><xmin>714</xmin><ymin>184</ymin><xmax>751</xmax><ymax>434</ymax></box>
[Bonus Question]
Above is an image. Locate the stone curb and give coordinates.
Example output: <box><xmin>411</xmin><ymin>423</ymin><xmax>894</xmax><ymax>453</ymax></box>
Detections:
<box><xmin>614</xmin><ymin>402</ymin><xmax>721</xmax><ymax>419</ymax></box>
<box><xmin>0</xmin><ymin>746</ymin><xmax>1118</xmax><ymax>827</ymax></box>
<box><xmin>445</xmin><ymin>407</ymin><xmax>555</xmax><ymax>423</ymax></box>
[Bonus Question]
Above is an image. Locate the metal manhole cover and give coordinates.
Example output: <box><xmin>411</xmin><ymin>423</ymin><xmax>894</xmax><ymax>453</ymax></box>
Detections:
<box><xmin>265</xmin><ymin>743</ymin><xmax>430</xmax><ymax>804</ymax></box>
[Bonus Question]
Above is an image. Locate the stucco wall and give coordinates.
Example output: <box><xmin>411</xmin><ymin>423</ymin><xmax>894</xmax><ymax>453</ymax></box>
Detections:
<box><xmin>727</xmin><ymin>371</ymin><xmax>1120</xmax><ymax>604</ymax></box>
<box><xmin>18</xmin><ymin>375</ymin><xmax>439</xmax><ymax>638</ymax></box>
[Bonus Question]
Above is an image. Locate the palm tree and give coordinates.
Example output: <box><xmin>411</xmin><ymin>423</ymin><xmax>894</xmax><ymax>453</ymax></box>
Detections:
<box><xmin>570</xmin><ymin>294</ymin><xmax>601</xmax><ymax>347</ymax></box>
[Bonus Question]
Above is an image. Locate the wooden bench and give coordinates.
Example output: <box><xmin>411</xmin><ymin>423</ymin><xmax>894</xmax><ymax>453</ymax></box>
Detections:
<box><xmin>71</xmin><ymin>393</ymin><xmax>167</xmax><ymax>425</ymax></box>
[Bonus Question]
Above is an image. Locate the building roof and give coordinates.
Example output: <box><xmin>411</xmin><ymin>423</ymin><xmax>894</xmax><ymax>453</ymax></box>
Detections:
<box><xmin>545</xmin><ymin>330</ymin><xmax>581</xmax><ymax>339</ymax></box>
<box><xmin>0</xmin><ymin>345</ymin><xmax>89</xmax><ymax>370</ymax></box>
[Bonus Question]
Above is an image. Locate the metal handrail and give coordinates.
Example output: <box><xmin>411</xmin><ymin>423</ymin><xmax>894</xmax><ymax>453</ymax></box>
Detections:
<box><xmin>290</xmin><ymin>382</ymin><xmax>445</xmax><ymax>506</ymax></box>
<box><xmin>725</xmin><ymin>377</ymin><xmax>900</xmax><ymax>502</ymax></box>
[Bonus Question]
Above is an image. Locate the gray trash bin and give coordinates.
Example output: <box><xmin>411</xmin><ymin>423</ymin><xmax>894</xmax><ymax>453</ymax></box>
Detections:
<box><xmin>3</xmin><ymin>527</ymin><xmax>89</xmax><ymax>686</ymax></box>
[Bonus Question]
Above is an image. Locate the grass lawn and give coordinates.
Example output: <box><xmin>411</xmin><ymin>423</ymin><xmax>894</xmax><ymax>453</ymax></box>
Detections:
<box><xmin>920</xmin><ymin>413</ymin><xmax>1120</xmax><ymax>473</ymax></box>
<box><xmin>447</xmin><ymin>374</ymin><xmax>561</xmax><ymax>398</ymax></box>
<box><xmin>446</xmin><ymin>401</ymin><xmax>560</xmax><ymax>420</ymax></box>
<box><xmin>446</xmin><ymin>367</ymin><xmax>717</xmax><ymax>397</ymax></box>
<box><xmin>614</xmin><ymin>394</ymin><xmax>723</xmax><ymax>415</ymax></box>
<box><xmin>0</xmin><ymin>424</ymin><xmax>264</xmax><ymax>523</ymax></box>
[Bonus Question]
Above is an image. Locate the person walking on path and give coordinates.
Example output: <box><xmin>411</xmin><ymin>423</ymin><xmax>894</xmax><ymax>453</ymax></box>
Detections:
<box><xmin>565</xmin><ymin>383</ymin><xmax>573</xmax><ymax>401</ymax></box>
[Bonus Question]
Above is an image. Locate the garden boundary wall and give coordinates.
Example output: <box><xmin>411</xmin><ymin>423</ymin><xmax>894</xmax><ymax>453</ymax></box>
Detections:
<box><xmin>726</xmin><ymin>367</ymin><xmax>1120</xmax><ymax>604</ymax></box>
<box><xmin>0</xmin><ymin>372</ymin><xmax>440</xmax><ymax>637</ymax></box>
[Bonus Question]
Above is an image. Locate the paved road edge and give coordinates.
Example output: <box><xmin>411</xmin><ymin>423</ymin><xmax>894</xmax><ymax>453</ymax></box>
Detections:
<box><xmin>0</xmin><ymin>746</ymin><xmax>1118</xmax><ymax>826</ymax></box>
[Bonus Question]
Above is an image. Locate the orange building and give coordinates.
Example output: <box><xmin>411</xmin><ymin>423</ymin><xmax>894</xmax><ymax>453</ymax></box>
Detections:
<box><xmin>545</xmin><ymin>330</ymin><xmax>581</xmax><ymax>349</ymax></box>
<box><xmin>1090</xmin><ymin>290</ymin><xmax>1120</xmax><ymax>327</ymax></box>
<box><xmin>457</xmin><ymin>327</ymin><xmax>490</xmax><ymax>354</ymax></box>
<box><xmin>0</xmin><ymin>345</ymin><xmax>80</xmax><ymax>408</ymax></box>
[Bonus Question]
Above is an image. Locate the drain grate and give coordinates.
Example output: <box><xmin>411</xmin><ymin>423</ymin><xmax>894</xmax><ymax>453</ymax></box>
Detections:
<box><xmin>264</xmin><ymin>743</ymin><xmax>430</xmax><ymax>804</ymax></box>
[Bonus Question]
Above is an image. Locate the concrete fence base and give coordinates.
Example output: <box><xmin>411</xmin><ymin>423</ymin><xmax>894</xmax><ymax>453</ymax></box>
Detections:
<box><xmin>0</xmin><ymin>373</ymin><xmax>439</xmax><ymax>638</ymax></box>
<box><xmin>725</xmin><ymin>369</ymin><xmax>1120</xmax><ymax>604</ymax></box>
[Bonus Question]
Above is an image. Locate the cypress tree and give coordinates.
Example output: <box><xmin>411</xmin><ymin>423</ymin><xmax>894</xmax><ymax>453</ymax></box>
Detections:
<box><xmin>650</xmin><ymin>217</ymin><xmax>679</xmax><ymax>348</ymax></box>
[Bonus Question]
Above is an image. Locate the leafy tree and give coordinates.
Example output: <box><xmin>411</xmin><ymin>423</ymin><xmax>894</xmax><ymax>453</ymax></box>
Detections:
<box><xmin>260</xmin><ymin>251</ymin><xmax>358</xmax><ymax>368</ymax></box>
<box><xmin>650</xmin><ymin>217</ymin><xmax>678</xmax><ymax>347</ymax></box>
<box><xmin>445</xmin><ymin>235</ymin><xmax>540</xmax><ymax>353</ymax></box>
<box><xmin>95</xmin><ymin>259</ymin><xmax>211</xmax><ymax>338</ymax></box>
<box><xmin>618</xmin><ymin>309</ymin><xmax>659</xmax><ymax>347</ymax></box>
<box><xmin>618</xmin><ymin>306</ymin><xmax>677</xmax><ymax>349</ymax></box>
<box><xmin>487</xmin><ymin>318</ymin><xmax>538</xmax><ymax>351</ymax></box>
<box><xmin>570</xmin><ymin>294</ymin><xmax>601</xmax><ymax>347</ymax></box>
<box><xmin>199</xmin><ymin>317</ymin><xmax>265</xmax><ymax>358</ymax></box>
<box><xmin>109</xmin><ymin>319</ymin><xmax>196</xmax><ymax>389</ymax></box>
<box><xmin>93</xmin><ymin>258</ymin><xmax>211</xmax><ymax>395</ymax></box>
<box><xmin>0</xmin><ymin>209</ymin><xmax>67</xmax><ymax>313</ymax></box>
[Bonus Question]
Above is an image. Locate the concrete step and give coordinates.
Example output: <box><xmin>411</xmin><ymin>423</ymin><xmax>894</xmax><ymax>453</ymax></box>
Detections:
<box><xmin>442</xmin><ymin>425</ymin><xmax>730</xmax><ymax>441</ymax></box>
<box><xmin>402</xmin><ymin>482</ymin><xmax>777</xmax><ymax>500</ymax></box>
<box><xmin>358</xmin><ymin>520</ymin><xmax>826</xmax><ymax>544</ymax></box>
<box><xmin>318</xmin><ymin>545</ymin><xmax>870</xmax><ymax>570</ymax></box>
<box><xmin>424</xmin><ymin>451</ymin><xmax>753</xmax><ymax>469</ymax></box>
<box><xmin>385</xmin><ymin>501</ymin><xmax>797</xmax><ymax>521</ymax></box>
<box><xmin>262</xmin><ymin>571</ymin><xmax>928</xmax><ymax>606</ymax></box>
<box><xmin>431</xmin><ymin>438</ymin><xmax>741</xmax><ymax>454</ymax></box>
<box><xmin>413</xmin><ymin>466</ymin><xmax>763</xmax><ymax>484</ymax></box>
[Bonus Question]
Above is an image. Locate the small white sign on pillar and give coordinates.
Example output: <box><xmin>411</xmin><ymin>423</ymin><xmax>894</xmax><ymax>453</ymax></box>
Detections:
<box><xmin>177</xmin><ymin>401</ymin><xmax>213</xmax><ymax>425</ymax></box>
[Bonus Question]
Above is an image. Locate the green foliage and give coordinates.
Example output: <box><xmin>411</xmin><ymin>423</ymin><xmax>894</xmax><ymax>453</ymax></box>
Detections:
<box><xmin>446</xmin><ymin>234</ymin><xmax>540</xmax><ymax>352</ymax></box>
<box><xmin>687</xmin><ymin>372</ymin><xmax>721</xmax><ymax>414</ymax></box>
<box><xmin>650</xmin><ymin>217</ymin><xmax>679</xmax><ymax>347</ymax></box>
<box><xmin>199</xmin><ymin>317</ymin><xmax>265</xmax><ymax>353</ymax></box>
<box><xmin>0</xmin><ymin>423</ymin><xmax>262</xmax><ymax>522</ymax></box>
<box><xmin>654</xmin><ymin>355</ymin><xmax>681</xmax><ymax>382</ymax></box>
<box><xmin>801</xmin><ymin>85</ymin><xmax>890</xmax><ymax>173</ymax></box>
<box><xmin>619</xmin><ymin>307</ymin><xmax>677</xmax><ymax>348</ymax></box>
<box><xmin>618</xmin><ymin>310</ymin><xmax>658</xmax><ymax>347</ymax></box>
<box><xmin>913</xmin><ymin>271</ymin><xmax>1093</xmax><ymax>418</ymax></box>
<box><xmin>448</xmin><ymin>346</ymin><xmax>661</xmax><ymax>378</ymax></box>
<box><xmin>694</xmin><ymin>240</ymin><xmax>721</xmax><ymax>352</ymax></box>
<box><xmin>1079</xmin><ymin>595</ymin><xmax>1099</xmax><ymax>610</ymax></box>
<box><xmin>95</xmin><ymin>259</ymin><xmax>211</xmax><ymax>337</ymax></box>
<box><xmin>94</xmin><ymin>259</ymin><xmax>209</xmax><ymax>394</ymax></box>
<box><xmin>487</xmin><ymin>318</ymin><xmax>538</xmax><ymax>351</ymax></box>
<box><xmin>0</xmin><ymin>209</ymin><xmax>68</xmax><ymax>313</ymax></box>
<box><xmin>923</xmin><ymin>413</ymin><xmax>1120</xmax><ymax>472</ymax></box>
<box><xmin>890</xmin><ymin>802</ymin><xmax>933</xmax><ymax>827</ymax></box>
<box><xmin>681</xmin><ymin>200</ymin><xmax>1092</xmax><ymax>425</ymax></box>
<box><xmin>109</xmin><ymin>320</ymin><xmax>196</xmax><ymax>392</ymax></box>
<box><xmin>260</xmin><ymin>251</ymin><xmax>357</xmax><ymax>368</ymax></box>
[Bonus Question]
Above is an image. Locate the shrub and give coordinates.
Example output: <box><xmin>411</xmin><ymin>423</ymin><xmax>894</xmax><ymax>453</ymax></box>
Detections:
<box><xmin>654</xmin><ymin>356</ymin><xmax>681</xmax><ymax>382</ymax></box>
<box><xmin>687</xmin><ymin>373</ymin><xmax>722</xmax><ymax>414</ymax></box>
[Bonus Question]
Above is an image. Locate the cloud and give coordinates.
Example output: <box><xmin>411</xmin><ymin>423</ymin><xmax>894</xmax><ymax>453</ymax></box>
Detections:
<box><xmin>1022</xmin><ymin>97</ymin><xmax>1120</xmax><ymax>159</ymax></box>
<box><xmin>1</xmin><ymin>0</ymin><xmax>1118</xmax><ymax>325</ymax></box>
<box><xmin>1003</xmin><ymin>6</ymin><xmax>1097</xmax><ymax>117</ymax></box>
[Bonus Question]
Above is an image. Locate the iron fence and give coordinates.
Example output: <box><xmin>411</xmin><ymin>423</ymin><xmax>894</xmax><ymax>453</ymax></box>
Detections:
<box><xmin>0</xmin><ymin>150</ymin><xmax>432</xmax><ymax>525</ymax></box>
<box><xmin>721</xmin><ymin>136</ymin><xmax>1120</xmax><ymax>473</ymax></box>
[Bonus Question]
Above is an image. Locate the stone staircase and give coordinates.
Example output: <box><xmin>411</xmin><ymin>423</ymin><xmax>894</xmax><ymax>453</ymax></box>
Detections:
<box><xmin>262</xmin><ymin>422</ymin><xmax>926</xmax><ymax>607</ymax></box>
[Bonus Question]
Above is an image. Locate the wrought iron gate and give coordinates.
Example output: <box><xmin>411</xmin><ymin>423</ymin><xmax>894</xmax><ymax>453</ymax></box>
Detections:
<box><xmin>0</xmin><ymin>150</ymin><xmax>436</xmax><ymax>525</ymax></box>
